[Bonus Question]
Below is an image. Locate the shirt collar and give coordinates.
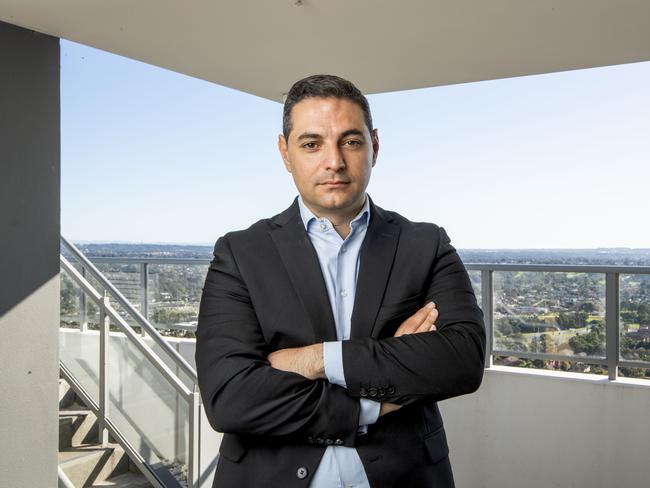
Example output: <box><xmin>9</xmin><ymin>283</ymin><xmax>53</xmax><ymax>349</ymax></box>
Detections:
<box><xmin>297</xmin><ymin>194</ymin><xmax>371</xmax><ymax>231</ymax></box>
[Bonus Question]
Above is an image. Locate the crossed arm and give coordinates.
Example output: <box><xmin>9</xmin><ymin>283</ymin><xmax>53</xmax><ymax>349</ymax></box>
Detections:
<box><xmin>267</xmin><ymin>303</ymin><xmax>440</xmax><ymax>417</ymax></box>
<box><xmin>195</xmin><ymin>228</ymin><xmax>485</xmax><ymax>447</ymax></box>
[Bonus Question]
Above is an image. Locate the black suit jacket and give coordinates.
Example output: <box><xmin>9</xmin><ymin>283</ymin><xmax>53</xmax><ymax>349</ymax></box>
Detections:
<box><xmin>196</xmin><ymin>195</ymin><xmax>485</xmax><ymax>488</ymax></box>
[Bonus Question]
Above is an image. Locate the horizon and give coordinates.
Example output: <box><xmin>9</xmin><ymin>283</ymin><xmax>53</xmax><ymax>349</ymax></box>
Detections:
<box><xmin>70</xmin><ymin>240</ymin><xmax>650</xmax><ymax>252</ymax></box>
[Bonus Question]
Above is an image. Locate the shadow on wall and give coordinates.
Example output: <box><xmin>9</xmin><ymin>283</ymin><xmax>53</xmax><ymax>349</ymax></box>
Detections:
<box><xmin>0</xmin><ymin>21</ymin><xmax>60</xmax><ymax>319</ymax></box>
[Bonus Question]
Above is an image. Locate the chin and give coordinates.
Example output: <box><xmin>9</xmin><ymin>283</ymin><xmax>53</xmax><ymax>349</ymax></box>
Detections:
<box><xmin>319</xmin><ymin>193</ymin><xmax>352</xmax><ymax>206</ymax></box>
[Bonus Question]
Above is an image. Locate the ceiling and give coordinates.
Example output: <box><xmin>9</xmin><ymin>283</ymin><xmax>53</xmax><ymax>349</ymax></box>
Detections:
<box><xmin>1</xmin><ymin>0</ymin><xmax>649</xmax><ymax>101</ymax></box>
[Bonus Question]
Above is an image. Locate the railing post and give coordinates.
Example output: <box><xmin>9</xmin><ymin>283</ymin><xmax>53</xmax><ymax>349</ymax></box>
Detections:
<box><xmin>481</xmin><ymin>269</ymin><xmax>494</xmax><ymax>368</ymax></box>
<box><xmin>80</xmin><ymin>267</ymin><xmax>88</xmax><ymax>332</ymax></box>
<box><xmin>188</xmin><ymin>384</ymin><xmax>201</xmax><ymax>488</ymax></box>
<box><xmin>140</xmin><ymin>262</ymin><xmax>148</xmax><ymax>338</ymax></box>
<box><xmin>58</xmin><ymin>466</ymin><xmax>75</xmax><ymax>488</ymax></box>
<box><xmin>605</xmin><ymin>272</ymin><xmax>620</xmax><ymax>380</ymax></box>
<box><xmin>98</xmin><ymin>290</ymin><xmax>110</xmax><ymax>446</ymax></box>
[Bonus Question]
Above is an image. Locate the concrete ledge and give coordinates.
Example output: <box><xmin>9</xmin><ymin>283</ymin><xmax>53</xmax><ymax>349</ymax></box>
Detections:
<box><xmin>440</xmin><ymin>364</ymin><xmax>650</xmax><ymax>488</ymax></box>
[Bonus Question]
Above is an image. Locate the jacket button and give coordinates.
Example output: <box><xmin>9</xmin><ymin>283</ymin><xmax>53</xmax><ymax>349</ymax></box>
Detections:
<box><xmin>387</xmin><ymin>385</ymin><xmax>396</xmax><ymax>394</ymax></box>
<box><xmin>369</xmin><ymin>387</ymin><xmax>378</xmax><ymax>397</ymax></box>
<box><xmin>334</xmin><ymin>438</ymin><xmax>344</xmax><ymax>445</ymax></box>
<box><xmin>296</xmin><ymin>466</ymin><xmax>309</xmax><ymax>479</ymax></box>
<box><xmin>378</xmin><ymin>388</ymin><xmax>385</xmax><ymax>396</ymax></box>
<box><xmin>359</xmin><ymin>387</ymin><xmax>368</xmax><ymax>397</ymax></box>
<box><xmin>326</xmin><ymin>438</ymin><xmax>333</xmax><ymax>445</ymax></box>
<box><xmin>316</xmin><ymin>437</ymin><xmax>324</xmax><ymax>444</ymax></box>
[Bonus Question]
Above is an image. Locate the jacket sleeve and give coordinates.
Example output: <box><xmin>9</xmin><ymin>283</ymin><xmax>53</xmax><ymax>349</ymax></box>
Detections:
<box><xmin>341</xmin><ymin>226</ymin><xmax>486</xmax><ymax>406</ymax></box>
<box><xmin>195</xmin><ymin>235</ymin><xmax>361</xmax><ymax>446</ymax></box>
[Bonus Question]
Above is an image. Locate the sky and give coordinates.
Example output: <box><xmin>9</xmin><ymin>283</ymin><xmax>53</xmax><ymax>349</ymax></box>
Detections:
<box><xmin>61</xmin><ymin>40</ymin><xmax>649</xmax><ymax>249</ymax></box>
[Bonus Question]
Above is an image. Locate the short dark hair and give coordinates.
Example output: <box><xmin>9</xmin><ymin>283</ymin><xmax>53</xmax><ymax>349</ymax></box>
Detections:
<box><xmin>282</xmin><ymin>74</ymin><xmax>373</xmax><ymax>140</ymax></box>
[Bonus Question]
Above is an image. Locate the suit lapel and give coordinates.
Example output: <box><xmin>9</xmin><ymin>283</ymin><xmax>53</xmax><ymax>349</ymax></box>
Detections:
<box><xmin>269</xmin><ymin>198</ymin><xmax>338</xmax><ymax>343</ymax></box>
<box><xmin>350</xmin><ymin>198</ymin><xmax>401</xmax><ymax>339</ymax></box>
<box><xmin>269</xmin><ymin>195</ymin><xmax>401</xmax><ymax>343</ymax></box>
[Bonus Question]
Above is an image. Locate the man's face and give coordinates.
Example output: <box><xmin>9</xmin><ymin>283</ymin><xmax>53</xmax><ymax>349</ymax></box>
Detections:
<box><xmin>278</xmin><ymin>97</ymin><xmax>378</xmax><ymax>218</ymax></box>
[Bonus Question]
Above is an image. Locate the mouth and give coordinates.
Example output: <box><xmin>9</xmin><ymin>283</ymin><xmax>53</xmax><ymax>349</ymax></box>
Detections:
<box><xmin>319</xmin><ymin>181</ymin><xmax>350</xmax><ymax>187</ymax></box>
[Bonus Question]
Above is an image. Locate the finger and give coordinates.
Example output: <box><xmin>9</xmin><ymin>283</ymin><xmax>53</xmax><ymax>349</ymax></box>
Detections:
<box><xmin>404</xmin><ymin>302</ymin><xmax>436</xmax><ymax>329</ymax></box>
<box><xmin>415</xmin><ymin>306</ymin><xmax>438</xmax><ymax>333</ymax></box>
<box><xmin>395</xmin><ymin>302</ymin><xmax>436</xmax><ymax>336</ymax></box>
<box><xmin>428</xmin><ymin>307</ymin><xmax>438</xmax><ymax>329</ymax></box>
<box><xmin>395</xmin><ymin>310</ymin><xmax>427</xmax><ymax>336</ymax></box>
<box><xmin>428</xmin><ymin>306</ymin><xmax>439</xmax><ymax>331</ymax></box>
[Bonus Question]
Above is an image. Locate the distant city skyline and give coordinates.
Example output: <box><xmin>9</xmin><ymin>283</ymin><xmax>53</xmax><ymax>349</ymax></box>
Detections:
<box><xmin>70</xmin><ymin>240</ymin><xmax>650</xmax><ymax>251</ymax></box>
<box><xmin>61</xmin><ymin>40</ymin><xmax>649</xmax><ymax>249</ymax></box>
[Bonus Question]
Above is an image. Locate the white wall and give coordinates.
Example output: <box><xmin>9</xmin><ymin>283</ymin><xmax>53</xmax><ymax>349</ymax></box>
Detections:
<box><xmin>61</xmin><ymin>328</ymin><xmax>650</xmax><ymax>488</ymax></box>
<box><xmin>439</xmin><ymin>366</ymin><xmax>650</xmax><ymax>488</ymax></box>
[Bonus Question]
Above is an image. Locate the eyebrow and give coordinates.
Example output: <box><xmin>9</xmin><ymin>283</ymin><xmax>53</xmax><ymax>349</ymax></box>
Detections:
<box><xmin>296</xmin><ymin>132</ymin><xmax>322</xmax><ymax>141</ymax></box>
<box><xmin>296</xmin><ymin>129</ymin><xmax>366</xmax><ymax>142</ymax></box>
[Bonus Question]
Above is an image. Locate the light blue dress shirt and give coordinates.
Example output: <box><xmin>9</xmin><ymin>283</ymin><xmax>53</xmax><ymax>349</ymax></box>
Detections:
<box><xmin>297</xmin><ymin>194</ymin><xmax>381</xmax><ymax>488</ymax></box>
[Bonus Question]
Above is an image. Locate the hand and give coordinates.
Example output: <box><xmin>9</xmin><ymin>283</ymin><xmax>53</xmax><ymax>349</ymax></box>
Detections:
<box><xmin>267</xmin><ymin>343</ymin><xmax>325</xmax><ymax>380</ymax></box>
<box><xmin>393</xmin><ymin>302</ymin><xmax>438</xmax><ymax>337</ymax></box>
<box><xmin>379</xmin><ymin>401</ymin><xmax>402</xmax><ymax>417</ymax></box>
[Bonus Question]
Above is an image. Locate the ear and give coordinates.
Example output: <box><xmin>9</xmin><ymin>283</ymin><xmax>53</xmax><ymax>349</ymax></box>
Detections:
<box><xmin>371</xmin><ymin>128</ymin><xmax>379</xmax><ymax>167</ymax></box>
<box><xmin>278</xmin><ymin>134</ymin><xmax>292</xmax><ymax>173</ymax></box>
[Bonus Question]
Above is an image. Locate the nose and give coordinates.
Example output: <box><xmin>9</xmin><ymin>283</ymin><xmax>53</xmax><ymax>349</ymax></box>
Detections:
<box><xmin>323</xmin><ymin>143</ymin><xmax>346</xmax><ymax>172</ymax></box>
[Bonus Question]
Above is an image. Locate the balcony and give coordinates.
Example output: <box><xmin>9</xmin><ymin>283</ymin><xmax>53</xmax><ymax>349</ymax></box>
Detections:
<box><xmin>4</xmin><ymin>4</ymin><xmax>650</xmax><ymax>486</ymax></box>
<box><xmin>59</xmin><ymin>242</ymin><xmax>650</xmax><ymax>487</ymax></box>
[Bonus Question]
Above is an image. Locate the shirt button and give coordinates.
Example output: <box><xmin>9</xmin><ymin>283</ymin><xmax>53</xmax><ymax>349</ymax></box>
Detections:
<box><xmin>341</xmin><ymin>246</ymin><xmax>347</xmax><ymax>252</ymax></box>
<box><xmin>340</xmin><ymin>290</ymin><xmax>348</xmax><ymax>297</ymax></box>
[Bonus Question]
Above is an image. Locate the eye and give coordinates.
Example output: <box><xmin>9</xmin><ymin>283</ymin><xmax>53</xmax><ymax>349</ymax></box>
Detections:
<box><xmin>343</xmin><ymin>140</ymin><xmax>362</xmax><ymax>147</ymax></box>
<box><xmin>302</xmin><ymin>142</ymin><xmax>318</xmax><ymax>150</ymax></box>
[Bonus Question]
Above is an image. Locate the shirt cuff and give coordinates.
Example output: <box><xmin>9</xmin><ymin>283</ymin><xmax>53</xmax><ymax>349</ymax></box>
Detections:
<box><xmin>359</xmin><ymin>398</ymin><xmax>381</xmax><ymax>427</ymax></box>
<box><xmin>322</xmin><ymin>340</ymin><xmax>346</xmax><ymax>388</ymax></box>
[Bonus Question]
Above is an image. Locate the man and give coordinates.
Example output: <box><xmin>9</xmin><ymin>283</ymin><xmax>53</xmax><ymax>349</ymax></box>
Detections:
<box><xmin>196</xmin><ymin>74</ymin><xmax>485</xmax><ymax>487</ymax></box>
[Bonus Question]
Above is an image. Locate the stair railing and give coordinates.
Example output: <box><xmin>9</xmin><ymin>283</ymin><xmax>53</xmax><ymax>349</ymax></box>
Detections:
<box><xmin>59</xmin><ymin>236</ymin><xmax>201</xmax><ymax>488</ymax></box>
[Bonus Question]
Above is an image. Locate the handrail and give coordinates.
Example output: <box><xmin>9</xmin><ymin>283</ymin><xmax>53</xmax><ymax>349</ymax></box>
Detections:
<box><xmin>57</xmin><ymin>466</ymin><xmax>75</xmax><ymax>488</ymax></box>
<box><xmin>465</xmin><ymin>263</ymin><xmax>650</xmax><ymax>274</ymax></box>
<box><xmin>59</xmin><ymin>237</ymin><xmax>200</xmax><ymax>487</ymax></box>
<box><xmin>60</xmin><ymin>236</ymin><xmax>197</xmax><ymax>383</ymax></box>
<box><xmin>90</xmin><ymin>256</ymin><xmax>211</xmax><ymax>265</ymax></box>
<box><xmin>84</xmin><ymin>257</ymin><xmax>650</xmax><ymax>275</ymax></box>
<box><xmin>60</xmin><ymin>256</ymin><xmax>192</xmax><ymax>399</ymax></box>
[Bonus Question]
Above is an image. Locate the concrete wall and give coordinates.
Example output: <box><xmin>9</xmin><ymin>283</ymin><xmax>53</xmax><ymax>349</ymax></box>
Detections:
<box><xmin>0</xmin><ymin>20</ymin><xmax>60</xmax><ymax>488</ymax></box>
<box><xmin>61</xmin><ymin>326</ymin><xmax>650</xmax><ymax>488</ymax></box>
<box><xmin>440</xmin><ymin>366</ymin><xmax>650</xmax><ymax>488</ymax></box>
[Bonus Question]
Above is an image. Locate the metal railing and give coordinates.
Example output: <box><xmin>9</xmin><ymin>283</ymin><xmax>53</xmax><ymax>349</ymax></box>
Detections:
<box><xmin>466</xmin><ymin>263</ymin><xmax>650</xmax><ymax>380</ymax></box>
<box><xmin>77</xmin><ymin>255</ymin><xmax>211</xmax><ymax>333</ymax></box>
<box><xmin>59</xmin><ymin>236</ymin><xmax>201</xmax><ymax>487</ymax></box>
<box><xmin>64</xmin><ymin>250</ymin><xmax>650</xmax><ymax>382</ymax></box>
